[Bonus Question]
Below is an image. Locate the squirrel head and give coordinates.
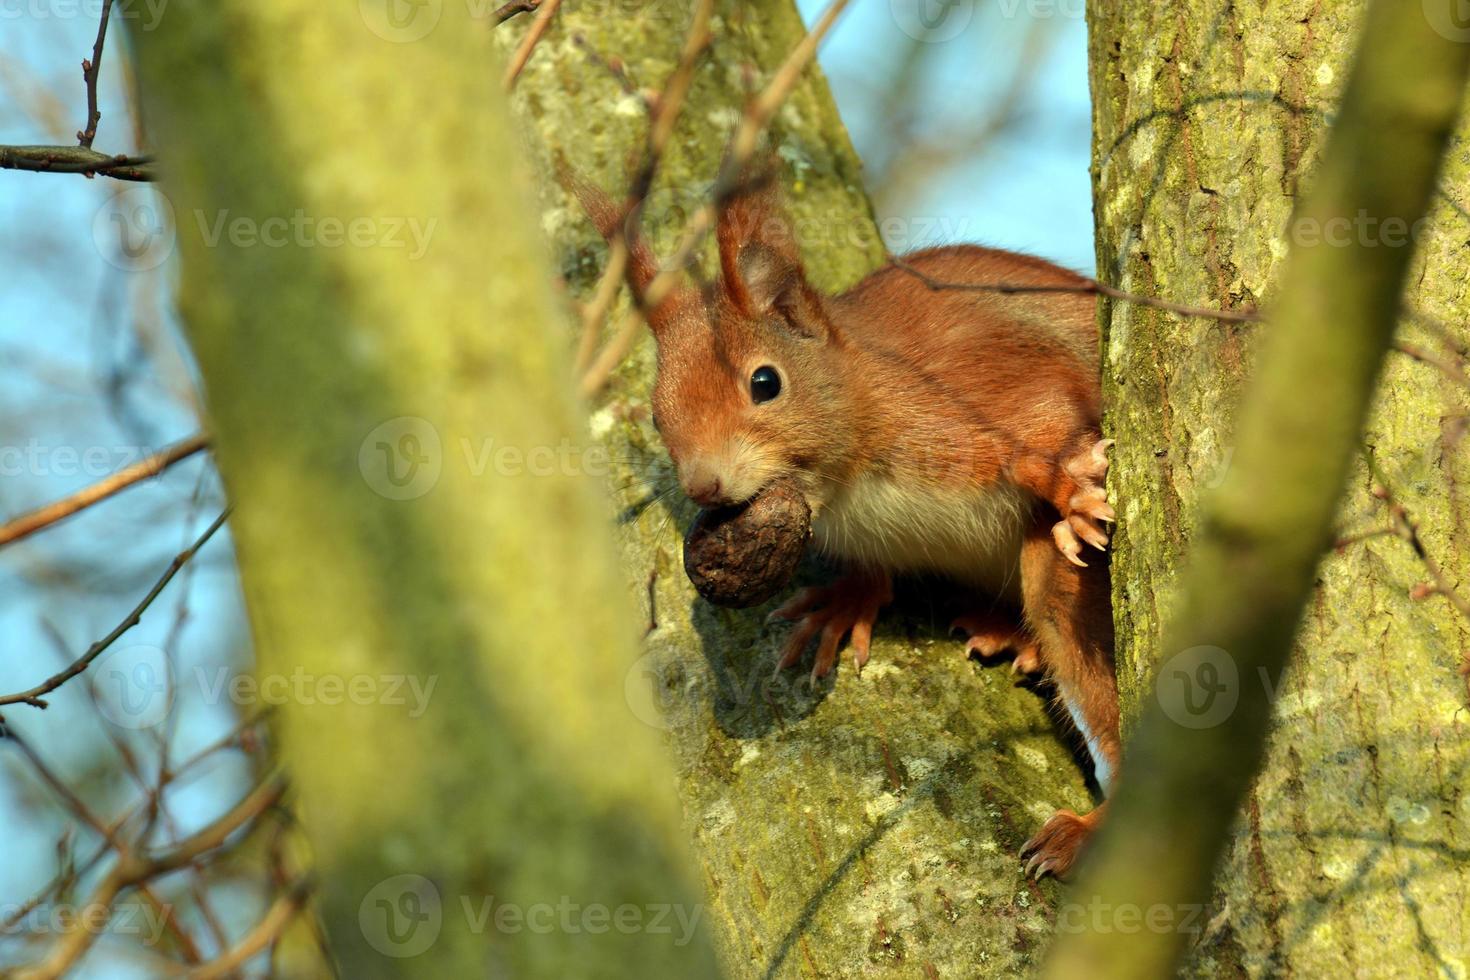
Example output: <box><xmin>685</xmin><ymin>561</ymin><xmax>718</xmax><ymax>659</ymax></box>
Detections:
<box><xmin>575</xmin><ymin>169</ymin><xmax>855</xmax><ymax>512</ymax></box>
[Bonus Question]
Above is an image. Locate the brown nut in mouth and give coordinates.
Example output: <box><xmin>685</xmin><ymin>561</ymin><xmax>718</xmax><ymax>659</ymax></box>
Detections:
<box><xmin>682</xmin><ymin>480</ymin><xmax>811</xmax><ymax>608</ymax></box>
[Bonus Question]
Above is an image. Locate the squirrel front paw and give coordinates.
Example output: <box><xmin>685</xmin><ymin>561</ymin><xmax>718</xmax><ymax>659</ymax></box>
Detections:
<box><xmin>1020</xmin><ymin>804</ymin><xmax>1104</xmax><ymax>879</ymax></box>
<box><xmin>769</xmin><ymin>571</ymin><xmax>892</xmax><ymax>681</ymax></box>
<box><xmin>1051</xmin><ymin>438</ymin><xmax>1115</xmax><ymax>568</ymax></box>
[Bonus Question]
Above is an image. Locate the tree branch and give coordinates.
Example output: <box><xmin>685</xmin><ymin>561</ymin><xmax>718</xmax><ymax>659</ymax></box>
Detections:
<box><xmin>0</xmin><ymin>433</ymin><xmax>209</xmax><ymax>549</ymax></box>
<box><xmin>502</xmin><ymin>0</ymin><xmax>564</xmax><ymax>91</ymax></box>
<box><xmin>78</xmin><ymin>0</ymin><xmax>116</xmax><ymax>147</ymax></box>
<box><xmin>186</xmin><ymin>877</ymin><xmax>310</xmax><ymax>980</ymax></box>
<box><xmin>493</xmin><ymin>0</ymin><xmax>542</xmax><ymax>26</ymax></box>
<box><xmin>13</xmin><ymin>773</ymin><xmax>286</xmax><ymax>980</ymax></box>
<box><xmin>886</xmin><ymin>254</ymin><xmax>1262</xmax><ymax>324</ymax></box>
<box><xmin>0</xmin><ymin>144</ymin><xmax>156</xmax><ymax>181</ymax></box>
<box><xmin>1044</xmin><ymin>2</ymin><xmax>1470</xmax><ymax>976</ymax></box>
<box><xmin>0</xmin><ymin>508</ymin><xmax>229</xmax><ymax>709</ymax></box>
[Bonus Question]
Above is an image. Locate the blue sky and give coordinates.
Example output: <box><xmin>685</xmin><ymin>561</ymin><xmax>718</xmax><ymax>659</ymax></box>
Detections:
<box><xmin>798</xmin><ymin>0</ymin><xmax>1095</xmax><ymax>272</ymax></box>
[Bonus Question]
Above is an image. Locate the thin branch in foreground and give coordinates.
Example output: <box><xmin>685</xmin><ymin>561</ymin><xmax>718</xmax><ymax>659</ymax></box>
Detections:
<box><xmin>502</xmin><ymin>0</ymin><xmax>564</xmax><ymax>91</ymax></box>
<box><xmin>573</xmin><ymin>0</ymin><xmax>714</xmax><ymax>379</ymax></box>
<box><xmin>0</xmin><ymin>433</ymin><xmax>209</xmax><ymax>549</ymax></box>
<box><xmin>0</xmin><ymin>144</ymin><xmax>156</xmax><ymax>181</ymax></box>
<box><xmin>78</xmin><ymin>0</ymin><xmax>116</xmax><ymax>148</ymax></box>
<box><xmin>570</xmin><ymin>32</ymin><xmax>638</xmax><ymax>97</ymax></box>
<box><xmin>0</xmin><ymin>709</ymin><xmax>271</xmax><ymax>936</ymax></box>
<box><xmin>578</xmin><ymin>0</ymin><xmax>850</xmax><ymax>395</ymax></box>
<box><xmin>886</xmin><ymin>254</ymin><xmax>1263</xmax><ymax>324</ymax></box>
<box><xmin>0</xmin><ymin>508</ymin><xmax>229</xmax><ymax>709</ymax></box>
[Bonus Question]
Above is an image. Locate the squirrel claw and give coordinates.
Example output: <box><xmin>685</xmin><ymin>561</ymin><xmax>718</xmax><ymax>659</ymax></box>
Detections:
<box><xmin>951</xmin><ymin>612</ymin><xmax>1043</xmax><ymax>677</ymax></box>
<box><xmin>1051</xmin><ymin>438</ymin><xmax>1115</xmax><ymax>562</ymax></box>
<box><xmin>1052</xmin><ymin>520</ymin><xmax>1089</xmax><ymax>567</ymax></box>
<box><xmin>771</xmin><ymin>573</ymin><xmax>891</xmax><ymax>680</ymax></box>
<box><xmin>1019</xmin><ymin>807</ymin><xmax>1102</xmax><ymax>880</ymax></box>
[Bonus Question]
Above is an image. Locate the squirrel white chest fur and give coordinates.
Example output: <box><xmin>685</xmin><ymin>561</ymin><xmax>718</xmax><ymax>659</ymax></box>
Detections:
<box><xmin>810</xmin><ymin>475</ymin><xmax>1029</xmax><ymax>598</ymax></box>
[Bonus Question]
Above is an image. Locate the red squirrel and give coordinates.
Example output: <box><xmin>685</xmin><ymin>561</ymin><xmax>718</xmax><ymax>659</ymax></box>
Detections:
<box><xmin>578</xmin><ymin>172</ymin><xmax>1119</xmax><ymax>880</ymax></box>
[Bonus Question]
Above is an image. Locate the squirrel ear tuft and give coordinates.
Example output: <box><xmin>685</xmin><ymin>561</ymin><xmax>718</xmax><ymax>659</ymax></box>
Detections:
<box><xmin>717</xmin><ymin>173</ymin><xmax>830</xmax><ymax>341</ymax></box>
<box><xmin>562</xmin><ymin>168</ymin><xmax>660</xmax><ymax>298</ymax></box>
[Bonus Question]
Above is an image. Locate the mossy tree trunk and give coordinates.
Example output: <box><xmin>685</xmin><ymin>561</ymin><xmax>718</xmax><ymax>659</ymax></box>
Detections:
<box><xmin>132</xmin><ymin>4</ymin><xmax>725</xmax><ymax>977</ymax></box>
<box><xmin>497</xmin><ymin>2</ymin><xmax>1100</xmax><ymax>976</ymax></box>
<box><xmin>1090</xmin><ymin>2</ymin><xmax>1470</xmax><ymax>975</ymax></box>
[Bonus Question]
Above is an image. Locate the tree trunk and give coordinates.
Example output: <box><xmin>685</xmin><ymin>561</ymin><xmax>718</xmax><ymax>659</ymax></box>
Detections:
<box><xmin>1091</xmin><ymin>3</ymin><xmax>1470</xmax><ymax>975</ymax></box>
<box><xmin>498</xmin><ymin>3</ymin><xmax>1099</xmax><ymax>976</ymax></box>
<box><xmin>132</xmin><ymin>5</ymin><xmax>722</xmax><ymax>977</ymax></box>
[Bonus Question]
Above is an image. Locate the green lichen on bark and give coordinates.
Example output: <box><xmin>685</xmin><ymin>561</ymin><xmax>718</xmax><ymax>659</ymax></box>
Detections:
<box><xmin>498</xmin><ymin>2</ymin><xmax>1099</xmax><ymax>975</ymax></box>
<box><xmin>1090</xmin><ymin>2</ymin><xmax>1470</xmax><ymax>975</ymax></box>
<box><xmin>133</xmin><ymin>3</ymin><xmax>724</xmax><ymax>977</ymax></box>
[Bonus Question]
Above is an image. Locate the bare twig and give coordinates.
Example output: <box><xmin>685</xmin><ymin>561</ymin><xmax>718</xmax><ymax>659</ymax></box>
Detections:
<box><xmin>0</xmin><ymin>433</ymin><xmax>209</xmax><ymax>549</ymax></box>
<box><xmin>14</xmin><ymin>773</ymin><xmax>287</xmax><ymax>980</ymax></box>
<box><xmin>502</xmin><ymin>0</ymin><xmax>564</xmax><ymax>91</ymax></box>
<box><xmin>0</xmin><ymin>144</ymin><xmax>155</xmax><ymax>181</ymax></box>
<box><xmin>492</xmin><ymin>0</ymin><xmax>542</xmax><ymax>26</ymax></box>
<box><xmin>1394</xmin><ymin>339</ymin><xmax>1470</xmax><ymax>391</ymax></box>
<box><xmin>570</xmin><ymin>32</ymin><xmax>637</xmax><ymax>96</ymax></box>
<box><xmin>579</xmin><ymin>307</ymin><xmax>646</xmax><ymax>398</ymax></box>
<box><xmin>187</xmin><ymin>878</ymin><xmax>311</xmax><ymax>980</ymax></box>
<box><xmin>78</xmin><ymin>0</ymin><xmax>115</xmax><ymax>148</ymax></box>
<box><xmin>1374</xmin><ymin>484</ymin><xmax>1470</xmax><ymax>620</ymax></box>
<box><xmin>578</xmin><ymin>0</ymin><xmax>850</xmax><ymax>395</ymax></box>
<box><xmin>0</xmin><ymin>709</ymin><xmax>271</xmax><ymax>935</ymax></box>
<box><xmin>573</xmin><ymin>0</ymin><xmax>714</xmax><ymax>377</ymax></box>
<box><xmin>887</xmin><ymin>254</ymin><xmax>1263</xmax><ymax>324</ymax></box>
<box><xmin>574</xmin><ymin>239</ymin><xmax>631</xmax><ymax>375</ymax></box>
<box><xmin>0</xmin><ymin>508</ymin><xmax>229</xmax><ymax>709</ymax></box>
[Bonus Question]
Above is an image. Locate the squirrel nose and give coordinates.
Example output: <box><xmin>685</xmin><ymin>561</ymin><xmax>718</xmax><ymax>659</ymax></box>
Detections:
<box><xmin>687</xmin><ymin>478</ymin><xmax>726</xmax><ymax>508</ymax></box>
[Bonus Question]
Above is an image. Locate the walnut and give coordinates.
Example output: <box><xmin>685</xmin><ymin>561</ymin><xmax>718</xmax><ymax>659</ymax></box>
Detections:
<box><xmin>683</xmin><ymin>480</ymin><xmax>811</xmax><ymax>608</ymax></box>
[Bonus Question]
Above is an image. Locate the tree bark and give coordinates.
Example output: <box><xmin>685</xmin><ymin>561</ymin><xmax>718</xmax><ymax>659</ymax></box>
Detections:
<box><xmin>1091</xmin><ymin>2</ymin><xmax>1470</xmax><ymax>975</ymax></box>
<box><xmin>497</xmin><ymin>2</ymin><xmax>1099</xmax><ymax>976</ymax></box>
<box><xmin>131</xmin><ymin>4</ymin><xmax>722</xmax><ymax>977</ymax></box>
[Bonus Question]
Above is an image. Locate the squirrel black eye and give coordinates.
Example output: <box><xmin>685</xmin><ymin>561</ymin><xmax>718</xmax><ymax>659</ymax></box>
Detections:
<box><xmin>750</xmin><ymin>365</ymin><xmax>782</xmax><ymax>404</ymax></box>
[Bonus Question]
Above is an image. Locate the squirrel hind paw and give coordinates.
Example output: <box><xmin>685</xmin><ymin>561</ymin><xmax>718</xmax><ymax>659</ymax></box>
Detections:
<box><xmin>1019</xmin><ymin>808</ymin><xmax>1101</xmax><ymax>880</ymax></box>
<box><xmin>950</xmin><ymin>614</ymin><xmax>1043</xmax><ymax>676</ymax></box>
